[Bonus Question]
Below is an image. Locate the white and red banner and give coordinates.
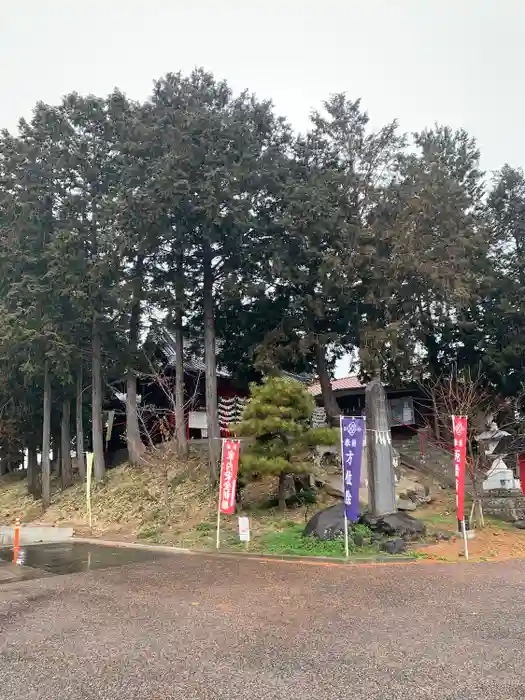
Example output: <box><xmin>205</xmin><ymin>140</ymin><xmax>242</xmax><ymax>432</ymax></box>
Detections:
<box><xmin>218</xmin><ymin>439</ymin><xmax>240</xmax><ymax>514</ymax></box>
<box><xmin>452</xmin><ymin>416</ymin><xmax>467</xmax><ymax>521</ymax></box>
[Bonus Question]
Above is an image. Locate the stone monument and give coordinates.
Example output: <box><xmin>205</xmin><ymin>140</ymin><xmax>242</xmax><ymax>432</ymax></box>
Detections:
<box><xmin>365</xmin><ymin>377</ymin><xmax>396</xmax><ymax>517</ymax></box>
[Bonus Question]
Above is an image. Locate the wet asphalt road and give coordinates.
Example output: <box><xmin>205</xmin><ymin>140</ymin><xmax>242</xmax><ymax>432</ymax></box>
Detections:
<box><xmin>1</xmin><ymin>552</ymin><xmax>525</xmax><ymax>700</ymax></box>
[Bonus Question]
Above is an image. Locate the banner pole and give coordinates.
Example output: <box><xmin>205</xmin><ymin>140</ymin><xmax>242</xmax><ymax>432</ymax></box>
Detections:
<box><xmin>461</xmin><ymin>518</ymin><xmax>469</xmax><ymax>560</ymax></box>
<box><xmin>216</xmin><ymin>439</ymin><xmax>225</xmax><ymax>550</ymax></box>
<box><xmin>215</xmin><ymin>503</ymin><xmax>221</xmax><ymax>550</ymax></box>
<box><xmin>339</xmin><ymin>416</ymin><xmax>349</xmax><ymax>558</ymax></box>
<box><xmin>86</xmin><ymin>452</ymin><xmax>93</xmax><ymax>530</ymax></box>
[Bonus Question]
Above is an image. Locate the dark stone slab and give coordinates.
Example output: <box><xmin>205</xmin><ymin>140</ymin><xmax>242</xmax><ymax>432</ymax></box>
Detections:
<box><xmin>360</xmin><ymin>511</ymin><xmax>426</xmax><ymax>540</ymax></box>
<box><xmin>303</xmin><ymin>503</ymin><xmax>346</xmax><ymax>540</ymax></box>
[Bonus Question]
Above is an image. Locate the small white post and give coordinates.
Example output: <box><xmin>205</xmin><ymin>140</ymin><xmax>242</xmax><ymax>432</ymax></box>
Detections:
<box><xmin>216</xmin><ymin>439</ymin><xmax>225</xmax><ymax>550</ymax></box>
<box><xmin>461</xmin><ymin>518</ymin><xmax>469</xmax><ymax>560</ymax></box>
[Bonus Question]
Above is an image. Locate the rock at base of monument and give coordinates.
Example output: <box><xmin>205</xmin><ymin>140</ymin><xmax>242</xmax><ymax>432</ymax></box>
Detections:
<box><xmin>304</xmin><ymin>503</ymin><xmax>346</xmax><ymax>540</ymax></box>
<box><xmin>353</xmin><ymin>532</ymin><xmax>371</xmax><ymax>547</ymax></box>
<box><xmin>515</xmin><ymin>521</ymin><xmax>525</xmax><ymax>530</ymax></box>
<box><xmin>380</xmin><ymin>538</ymin><xmax>407</xmax><ymax>555</ymax></box>
<box><xmin>360</xmin><ymin>511</ymin><xmax>426</xmax><ymax>540</ymax></box>
<box><xmin>396</xmin><ymin>498</ymin><xmax>417</xmax><ymax>512</ymax></box>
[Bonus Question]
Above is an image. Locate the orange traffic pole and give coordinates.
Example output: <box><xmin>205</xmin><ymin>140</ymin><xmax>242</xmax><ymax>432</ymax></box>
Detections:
<box><xmin>12</xmin><ymin>516</ymin><xmax>20</xmax><ymax>563</ymax></box>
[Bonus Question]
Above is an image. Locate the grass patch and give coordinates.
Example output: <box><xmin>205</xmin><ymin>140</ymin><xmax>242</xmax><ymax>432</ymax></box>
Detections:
<box><xmin>483</xmin><ymin>517</ymin><xmax>516</xmax><ymax>531</ymax></box>
<box><xmin>136</xmin><ymin>525</ymin><xmax>160</xmax><ymax>540</ymax></box>
<box><xmin>260</xmin><ymin>524</ymin><xmax>377</xmax><ymax>558</ymax></box>
<box><xmin>418</xmin><ymin>511</ymin><xmax>457</xmax><ymax>529</ymax></box>
<box><xmin>407</xmin><ymin>550</ymin><xmax>430</xmax><ymax>560</ymax></box>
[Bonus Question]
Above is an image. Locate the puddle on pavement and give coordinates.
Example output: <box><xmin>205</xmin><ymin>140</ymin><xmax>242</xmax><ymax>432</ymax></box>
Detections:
<box><xmin>0</xmin><ymin>542</ymin><xmax>166</xmax><ymax>582</ymax></box>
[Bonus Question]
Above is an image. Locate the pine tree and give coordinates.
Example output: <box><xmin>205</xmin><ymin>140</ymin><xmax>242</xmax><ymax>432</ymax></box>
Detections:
<box><xmin>235</xmin><ymin>377</ymin><xmax>336</xmax><ymax>510</ymax></box>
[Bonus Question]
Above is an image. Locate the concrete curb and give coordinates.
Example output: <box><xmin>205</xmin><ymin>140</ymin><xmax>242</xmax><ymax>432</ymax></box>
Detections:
<box><xmin>0</xmin><ymin>526</ymin><xmax>74</xmax><ymax>546</ymax></box>
<box><xmin>72</xmin><ymin>537</ymin><xmax>417</xmax><ymax>566</ymax></box>
<box><xmin>72</xmin><ymin>537</ymin><xmax>192</xmax><ymax>555</ymax></box>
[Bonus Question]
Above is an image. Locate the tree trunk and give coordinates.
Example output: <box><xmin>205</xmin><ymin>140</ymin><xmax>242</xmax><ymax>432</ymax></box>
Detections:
<box><xmin>27</xmin><ymin>446</ymin><xmax>40</xmax><ymax>498</ymax></box>
<box><xmin>76</xmin><ymin>369</ymin><xmax>85</xmax><ymax>480</ymax></box>
<box><xmin>431</xmin><ymin>392</ymin><xmax>442</xmax><ymax>442</ymax></box>
<box><xmin>61</xmin><ymin>398</ymin><xmax>72</xmax><ymax>488</ymax></box>
<box><xmin>42</xmin><ymin>363</ymin><xmax>51</xmax><ymax>508</ymax></box>
<box><xmin>52</xmin><ymin>431</ymin><xmax>61</xmax><ymax>476</ymax></box>
<box><xmin>125</xmin><ymin>266</ymin><xmax>144</xmax><ymax>464</ymax></box>
<box><xmin>126</xmin><ymin>369</ymin><xmax>145</xmax><ymax>464</ymax></box>
<box><xmin>203</xmin><ymin>241</ymin><xmax>220</xmax><ymax>482</ymax></box>
<box><xmin>315</xmin><ymin>340</ymin><xmax>340</xmax><ymax>427</ymax></box>
<box><xmin>0</xmin><ymin>459</ymin><xmax>7</xmax><ymax>476</ymax></box>
<box><xmin>175</xmin><ymin>246</ymin><xmax>188</xmax><ymax>457</ymax></box>
<box><xmin>126</xmin><ymin>260</ymin><xmax>146</xmax><ymax>466</ymax></box>
<box><xmin>278</xmin><ymin>471</ymin><xmax>287</xmax><ymax>512</ymax></box>
<box><xmin>92</xmin><ymin>316</ymin><xmax>105</xmax><ymax>482</ymax></box>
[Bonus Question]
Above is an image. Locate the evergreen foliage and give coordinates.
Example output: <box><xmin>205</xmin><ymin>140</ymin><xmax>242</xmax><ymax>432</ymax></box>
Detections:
<box><xmin>0</xmin><ymin>66</ymin><xmax>523</xmax><ymax>501</ymax></box>
<box><xmin>235</xmin><ymin>377</ymin><xmax>337</xmax><ymax>509</ymax></box>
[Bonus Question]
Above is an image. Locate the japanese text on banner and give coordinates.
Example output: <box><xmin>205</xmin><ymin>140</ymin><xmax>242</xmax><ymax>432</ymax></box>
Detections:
<box><xmin>219</xmin><ymin>439</ymin><xmax>240</xmax><ymax>515</ymax></box>
<box><xmin>340</xmin><ymin>416</ymin><xmax>365</xmax><ymax>522</ymax></box>
<box><xmin>452</xmin><ymin>416</ymin><xmax>467</xmax><ymax>522</ymax></box>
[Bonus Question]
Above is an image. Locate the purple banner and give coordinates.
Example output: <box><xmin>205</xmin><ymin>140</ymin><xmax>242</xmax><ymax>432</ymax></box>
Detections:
<box><xmin>340</xmin><ymin>416</ymin><xmax>365</xmax><ymax>522</ymax></box>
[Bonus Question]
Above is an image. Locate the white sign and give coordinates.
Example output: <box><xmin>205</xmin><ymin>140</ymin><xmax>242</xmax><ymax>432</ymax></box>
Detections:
<box><xmin>189</xmin><ymin>411</ymin><xmax>207</xmax><ymax>430</ymax></box>
<box><xmin>238</xmin><ymin>516</ymin><xmax>250</xmax><ymax>542</ymax></box>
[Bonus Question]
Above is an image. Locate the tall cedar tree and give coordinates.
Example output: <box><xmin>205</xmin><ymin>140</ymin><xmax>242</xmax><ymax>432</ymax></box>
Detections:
<box><xmin>481</xmin><ymin>165</ymin><xmax>525</xmax><ymax>395</ymax></box>
<box><xmin>257</xmin><ymin>96</ymin><xmax>404</xmax><ymax>423</ymax></box>
<box><xmin>0</xmin><ymin>125</ymin><xmax>80</xmax><ymax>502</ymax></box>
<box><xmin>146</xmin><ymin>70</ymin><xmax>290</xmax><ymax>480</ymax></box>
<box><xmin>26</xmin><ymin>93</ymin><xmax>132</xmax><ymax>481</ymax></box>
<box><xmin>361</xmin><ymin>126</ymin><xmax>488</xmax><ymax>383</ymax></box>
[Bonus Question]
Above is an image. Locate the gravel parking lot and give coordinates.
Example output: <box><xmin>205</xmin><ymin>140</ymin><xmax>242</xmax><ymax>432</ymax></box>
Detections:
<box><xmin>1</xmin><ymin>551</ymin><xmax>525</xmax><ymax>699</ymax></box>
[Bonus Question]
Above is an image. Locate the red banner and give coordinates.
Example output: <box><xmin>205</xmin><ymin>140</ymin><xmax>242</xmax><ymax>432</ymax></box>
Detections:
<box><xmin>218</xmin><ymin>439</ymin><xmax>240</xmax><ymax>514</ymax></box>
<box><xmin>452</xmin><ymin>416</ymin><xmax>467</xmax><ymax>521</ymax></box>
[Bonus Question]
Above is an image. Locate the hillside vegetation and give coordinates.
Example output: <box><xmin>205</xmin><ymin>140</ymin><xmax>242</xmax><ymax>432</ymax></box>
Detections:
<box><xmin>0</xmin><ymin>444</ymin><xmax>338</xmax><ymax>550</ymax></box>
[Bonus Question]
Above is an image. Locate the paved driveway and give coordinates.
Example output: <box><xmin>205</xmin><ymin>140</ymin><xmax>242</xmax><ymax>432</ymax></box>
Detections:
<box><xmin>1</xmin><ymin>551</ymin><xmax>524</xmax><ymax>699</ymax></box>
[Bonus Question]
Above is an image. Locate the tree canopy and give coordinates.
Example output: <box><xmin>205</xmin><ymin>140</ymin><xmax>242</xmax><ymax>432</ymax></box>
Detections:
<box><xmin>0</xmin><ymin>66</ymin><xmax>523</xmax><ymax>502</ymax></box>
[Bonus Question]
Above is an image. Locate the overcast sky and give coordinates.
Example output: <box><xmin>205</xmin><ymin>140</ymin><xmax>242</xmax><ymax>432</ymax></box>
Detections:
<box><xmin>1</xmin><ymin>0</ymin><xmax>522</xmax><ymax>376</ymax></box>
<box><xmin>2</xmin><ymin>0</ymin><xmax>523</xmax><ymax>173</ymax></box>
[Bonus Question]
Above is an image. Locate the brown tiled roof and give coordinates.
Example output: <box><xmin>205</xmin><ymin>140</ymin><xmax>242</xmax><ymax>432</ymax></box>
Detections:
<box><xmin>309</xmin><ymin>375</ymin><xmax>364</xmax><ymax>397</ymax></box>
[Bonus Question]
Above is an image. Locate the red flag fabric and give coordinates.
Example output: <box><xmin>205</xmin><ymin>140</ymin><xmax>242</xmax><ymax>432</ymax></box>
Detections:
<box><xmin>452</xmin><ymin>416</ymin><xmax>468</xmax><ymax>521</ymax></box>
<box><xmin>218</xmin><ymin>440</ymin><xmax>240</xmax><ymax>515</ymax></box>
